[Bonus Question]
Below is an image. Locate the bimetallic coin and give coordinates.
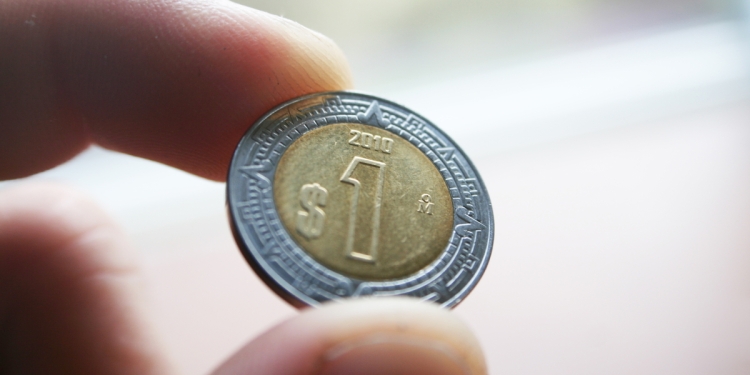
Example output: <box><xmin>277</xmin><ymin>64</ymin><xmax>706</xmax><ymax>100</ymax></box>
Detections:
<box><xmin>227</xmin><ymin>91</ymin><xmax>493</xmax><ymax>308</ymax></box>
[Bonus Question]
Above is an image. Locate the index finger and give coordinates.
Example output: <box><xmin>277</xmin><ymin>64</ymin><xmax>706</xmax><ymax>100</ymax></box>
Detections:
<box><xmin>0</xmin><ymin>0</ymin><xmax>352</xmax><ymax>181</ymax></box>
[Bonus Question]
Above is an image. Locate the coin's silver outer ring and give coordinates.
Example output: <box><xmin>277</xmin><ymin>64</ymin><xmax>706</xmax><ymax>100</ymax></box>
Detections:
<box><xmin>227</xmin><ymin>91</ymin><xmax>494</xmax><ymax>309</ymax></box>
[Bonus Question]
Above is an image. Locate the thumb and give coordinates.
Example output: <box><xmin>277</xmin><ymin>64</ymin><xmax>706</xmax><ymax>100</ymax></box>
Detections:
<box><xmin>212</xmin><ymin>298</ymin><xmax>486</xmax><ymax>375</ymax></box>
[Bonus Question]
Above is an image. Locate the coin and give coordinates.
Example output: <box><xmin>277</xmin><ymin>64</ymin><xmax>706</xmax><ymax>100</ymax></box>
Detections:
<box><xmin>227</xmin><ymin>91</ymin><xmax>493</xmax><ymax>308</ymax></box>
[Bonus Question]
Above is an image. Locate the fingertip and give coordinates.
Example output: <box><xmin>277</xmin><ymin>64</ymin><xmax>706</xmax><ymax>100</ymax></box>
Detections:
<box><xmin>0</xmin><ymin>183</ymin><xmax>173</xmax><ymax>374</ymax></box>
<box><xmin>0</xmin><ymin>183</ymin><xmax>134</xmax><ymax>271</ymax></box>
<box><xmin>213</xmin><ymin>298</ymin><xmax>487</xmax><ymax>375</ymax></box>
<box><xmin>244</xmin><ymin>6</ymin><xmax>353</xmax><ymax>94</ymax></box>
<box><xmin>1</xmin><ymin>0</ymin><xmax>354</xmax><ymax>181</ymax></box>
<box><xmin>0</xmin><ymin>183</ymin><xmax>126</xmax><ymax>262</ymax></box>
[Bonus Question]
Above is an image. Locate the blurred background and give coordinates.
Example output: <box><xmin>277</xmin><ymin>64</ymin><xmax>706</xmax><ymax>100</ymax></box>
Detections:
<box><xmin>6</xmin><ymin>0</ymin><xmax>750</xmax><ymax>373</ymax></box>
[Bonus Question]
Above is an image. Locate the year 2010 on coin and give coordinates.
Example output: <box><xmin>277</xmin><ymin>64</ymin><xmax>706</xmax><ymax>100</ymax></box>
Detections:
<box><xmin>227</xmin><ymin>91</ymin><xmax>493</xmax><ymax>308</ymax></box>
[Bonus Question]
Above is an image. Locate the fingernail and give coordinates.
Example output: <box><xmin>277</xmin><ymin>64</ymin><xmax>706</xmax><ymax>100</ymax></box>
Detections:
<box><xmin>319</xmin><ymin>334</ymin><xmax>472</xmax><ymax>375</ymax></box>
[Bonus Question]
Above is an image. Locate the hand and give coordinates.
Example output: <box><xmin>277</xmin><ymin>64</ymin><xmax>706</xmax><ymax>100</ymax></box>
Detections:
<box><xmin>0</xmin><ymin>1</ymin><xmax>486</xmax><ymax>374</ymax></box>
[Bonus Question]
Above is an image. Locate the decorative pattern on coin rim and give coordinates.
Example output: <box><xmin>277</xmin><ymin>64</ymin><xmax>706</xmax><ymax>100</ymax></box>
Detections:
<box><xmin>227</xmin><ymin>91</ymin><xmax>494</xmax><ymax>308</ymax></box>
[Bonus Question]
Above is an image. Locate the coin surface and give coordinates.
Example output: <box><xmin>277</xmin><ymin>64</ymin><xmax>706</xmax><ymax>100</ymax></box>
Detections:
<box><xmin>227</xmin><ymin>91</ymin><xmax>493</xmax><ymax>308</ymax></box>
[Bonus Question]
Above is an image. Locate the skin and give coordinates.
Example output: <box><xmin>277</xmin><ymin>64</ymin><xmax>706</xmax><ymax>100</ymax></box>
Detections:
<box><xmin>0</xmin><ymin>1</ymin><xmax>487</xmax><ymax>374</ymax></box>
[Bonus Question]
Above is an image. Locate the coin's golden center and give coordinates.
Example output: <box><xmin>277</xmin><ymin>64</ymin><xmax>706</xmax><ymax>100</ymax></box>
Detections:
<box><xmin>274</xmin><ymin>123</ymin><xmax>453</xmax><ymax>281</ymax></box>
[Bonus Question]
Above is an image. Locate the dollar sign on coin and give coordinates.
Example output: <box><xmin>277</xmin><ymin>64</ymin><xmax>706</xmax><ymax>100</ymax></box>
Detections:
<box><xmin>296</xmin><ymin>183</ymin><xmax>327</xmax><ymax>239</ymax></box>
